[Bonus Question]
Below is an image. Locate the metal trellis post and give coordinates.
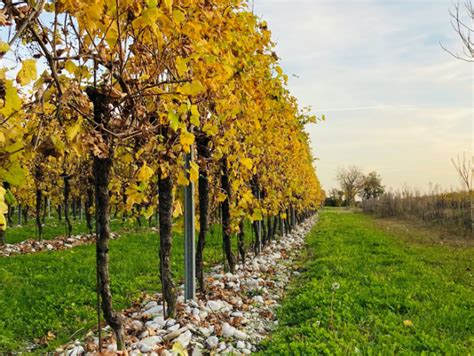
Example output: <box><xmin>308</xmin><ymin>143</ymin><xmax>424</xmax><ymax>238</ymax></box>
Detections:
<box><xmin>184</xmin><ymin>146</ymin><xmax>196</xmax><ymax>300</ymax></box>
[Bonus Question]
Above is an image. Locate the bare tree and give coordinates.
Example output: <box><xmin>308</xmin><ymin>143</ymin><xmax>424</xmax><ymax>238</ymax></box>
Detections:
<box><xmin>441</xmin><ymin>0</ymin><xmax>474</xmax><ymax>62</ymax></box>
<box><xmin>336</xmin><ymin>166</ymin><xmax>365</xmax><ymax>206</ymax></box>
<box><xmin>452</xmin><ymin>153</ymin><xmax>472</xmax><ymax>191</ymax></box>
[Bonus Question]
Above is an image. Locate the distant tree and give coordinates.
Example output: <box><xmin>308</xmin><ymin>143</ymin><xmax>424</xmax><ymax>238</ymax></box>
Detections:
<box><xmin>325</xmin><ymin>188</ymin><xmax>344</xmax><ymax>207</ymax></box>
<box><xmin>361</xmin><ymin>171</ymin><xmax>385</xmax><ymax>200</ymax></box>
<box><xmin>442</xmin><ymin>0</ymin><xmax>474</xmax><ymax>62</ymax></box>
<box><xmin>451</xmin><ymin>153</ymin><xmax>472</xmax><ymax>192</ymax></box>
<box><xmin>336</xmin><ymin>166</ymin><xmax>365</xmax><ymax>206</ymax></box>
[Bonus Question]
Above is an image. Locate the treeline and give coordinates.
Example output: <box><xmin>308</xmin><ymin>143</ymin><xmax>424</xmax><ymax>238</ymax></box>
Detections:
<box><xmin>361</xmin><ymin>190</ymin><xmax>472</xmax><ymax>236</ymax></box>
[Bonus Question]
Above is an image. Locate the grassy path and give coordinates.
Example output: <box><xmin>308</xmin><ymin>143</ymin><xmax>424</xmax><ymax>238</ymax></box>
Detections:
<box><xmin>262</xmin><ymin>209</ymin><xmax>473</xmax><ymax>354</ymax></box>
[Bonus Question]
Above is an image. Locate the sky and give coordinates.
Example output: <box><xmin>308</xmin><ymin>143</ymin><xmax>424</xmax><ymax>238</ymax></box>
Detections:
<box><xmin>253</xmin><ymin>0</ymin><xmax>472</xmax><ymax>193</ymax></box>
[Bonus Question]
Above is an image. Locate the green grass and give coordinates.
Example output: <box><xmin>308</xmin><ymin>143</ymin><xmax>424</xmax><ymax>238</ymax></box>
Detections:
<box><xmin>4</xmin><ymin>216</ymin><xmax>140</xmax><ymax>244</ymax></box>
<box><xmin>261</xmin><ymin>209</ymin><xmax>474</xmax><ymax>355</ymax></box>
<box><xmin>0</xmin><ymin>222</ymin><xmax>255</xmax><ymax>352</ymax></box>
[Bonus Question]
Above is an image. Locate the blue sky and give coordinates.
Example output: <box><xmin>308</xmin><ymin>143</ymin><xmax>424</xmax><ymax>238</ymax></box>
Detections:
<box><xmin>254</xmin><ymin>0</ymin><xmax>472</xmax><ymax>192</ymax></box>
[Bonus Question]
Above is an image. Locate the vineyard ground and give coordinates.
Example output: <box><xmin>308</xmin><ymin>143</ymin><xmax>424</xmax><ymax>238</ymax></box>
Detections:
<box><xmin>261</xmin><ymin>209</ymin><xmax>473</xmax><ymax>354</ymax></box>
<box><xmin>0</xmin><ymin>222</ymin><xmax>254</xmax><ymax>352</ymax></box>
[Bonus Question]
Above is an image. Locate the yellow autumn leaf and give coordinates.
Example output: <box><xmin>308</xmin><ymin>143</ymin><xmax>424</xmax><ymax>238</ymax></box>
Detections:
<box><xmin>180</xmin><ymin>130</ymin><xmax>194</xmax><ymax>152</ymax></box>
<box><xmin>66</xmin><ymin>119</ymin><xmax>82</xmax><ymax>141</ymax></box>
<box><xmin>216</xmin><ymin>191</ymin><xmax>227</xmax><ymax>202</ymax></box>
<box><xmin>16</xmin><ymin>59</ymin><xmax>37</xmax><ymax>86</ymax></box>
<box><xmin>250</xmin><ymin>208</ymin><xmax>263</xmax><ymax>222</ymax></box>
<box><xmin>178</xmin><ymin>80</ymin><xmax>205</xmax><ymax>96</ymax></box>
<box><xmin>172</xmin><ymin>200</ymin><xmax>183</xmax><ymax>217</ymax></box>
<box><xmin>202</xmin><ymin>122</ymin><xmax>218</xmax><ymax>136</ymax></box>
<box><xmin>403</xmin><ymin>320</ymin><xmax>414</xmax><ymax>327</ymax></box>
<box><xmin>172</xmin><ymin>340</ymin><xmax>187</xmax><ymax>356</ymax></box>
<box><xmin>163</xmin><ymin>0</ymin><xmax>173</xmax><ymax>12</ymax></box>
<box><xmin>189</xmin><ymin>161</ymin><xmax>199</xmax><ymax>183</ymax></box>
<box><xmin>177</xmin><ymin>171</ymin><xmax>189</xmax><ymax>186</ymax></box>
<box><xmin>172</xmin><ymin>9</ymin><xmax>185</xmax><ymax>23</ymax></box>
<box><xmin>64</xmin><ymin>60</ymin><xmax>77</xmax><ymax>74</ymax></box>
<box><xmin>175</xmin><ymin>57</ymin><xmax>188</xmax><ymax>77</ymax></box>
<box><xmin>137</xmin><ymin>162</ymin><xmax>154</xmax><ymax>182</ymax></box>
<box><xmin>0</xmin><ymin>41</ymin><xmax>9</xmax><ymax>54</ymax></box>
<box><xmin>241</xmin><ymin>157</ymin><xmax>253</xmax><ymax>170</ymax></box>
<box><xmin>142</xmin><ymin>206</ymin><xmax>154</xmax><ymax>219</ymax></box>
<box><xmin>168</xmin><ymin>110</ymin><xmax>180</xmax><ymax>131</ymax></box>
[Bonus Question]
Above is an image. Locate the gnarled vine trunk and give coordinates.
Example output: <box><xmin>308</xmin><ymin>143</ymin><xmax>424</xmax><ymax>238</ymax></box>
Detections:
<box><xmin>87</xmin><ymin>87</ymin><xmax>125</xmax><ymax>350</ymax></box>
<box><xmin>158</xmin><ymin>173</ymin><xmax>177</xmax><ymax>318</ymax></box>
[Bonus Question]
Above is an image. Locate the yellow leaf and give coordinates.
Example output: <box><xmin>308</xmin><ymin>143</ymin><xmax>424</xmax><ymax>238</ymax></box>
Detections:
<box><xmin>250</xmin><ymin>208</ymin><xmax>263</xmax><ymax>222</ymax></box>
<box><xmin>177</xmin><ymin>171</ymin><xmax>189</xmax><ymax>186</ymax></box>
<box><xmin>172</xmin><ymin>340</ymin><xmax>187</xmax><ymax>356</ymax></box>
<box><xmin>172</xmin><ymin>9</ymin><xmax>185</xmax><ymax>23</ymax></box>
<box><xmin>4</xmin><ymin>161</ymin><xmax>26</xmax><ymax>186</ymax></box>
<box><xmin>143</xmin><ymin>206</ymin><xmax>154</xmax><ymax>219</ymax></box>
<box><xmin>189</xmin><ymin>161</ymin><xmax>199</xmax><ymax>183</ymax></box>
<box><xmin>241</xmin><ymin>157</ymin><xmax>253</xmax><ymax>170</ymax></box>
<box><xmin>172</xmin><ymin>200</ymin><xmax>183</xmax><ymax>217</ymax></box>
<box><xmin>66</xmin><ymin>119</ymin><xmax>82</xmax><ymax>141</ymax></box>
<box><xmin>168</xmin><ymin>110</ymin><xmax>179</xmax><ymax>131</ymax></box>
<box><xmin>403</xmin><ymin>320</ymin><xmax>413</xmax><ymax>327</ymax></box>
<box><xmin>216</xmin><ymin>191</ymin><xmax>227</xmax><ymax>203</ymax></box>
<box><xmin>16</xmin><ymin>59</ymin><xmax>37</xmax><ymax>86</ymax></box>
<box><xmin>202</xmin><ymin>122</ymin><xmax>218</xmax><ymax>136</ymax></box>
<box><xmin>178</xmin><ymin>80</ymin><xmax>205</xmax><ymax>96</ymax></box>
<box><xmin>175</xmin><ymin>57</ymin><xmax>187</xmax><ymax>77</ymax></box>
<box><xmin>137</xmin><ymin>162</ymin><xmax>154</xmax><ymax>182</ymax></box>
<box><xmin>163</xmin><ymin>0</ymin><xmax>173</xmax><ymax>12</ymax></box>
<box><xmin>0</xmin><ymin>41</ymin><xmax>9</xmax><ymax>54</ymax></box>
<box><xmin>190</xmin><ymin>105</ymin><xmax>200</xmax><ymax>126</ymax></box>
<box><xmin>180</xmin><ymin>130</ymin><xmax>194</xmax><ymax>152</ymax></box>
<box><xmin>64</xmin><ymin>60</ymin><xmax>77</xmax><ymax>74</ymax></box>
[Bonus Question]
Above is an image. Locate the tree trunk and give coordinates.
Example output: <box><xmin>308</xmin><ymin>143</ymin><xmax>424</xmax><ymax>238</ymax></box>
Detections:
<box><xmin>17</xmin><ymin>204</ymin><xmax>22</xmax><ymax>225</ymax></box>
<box><xmin>7</xmin><ymin>206</ymin><xmax>12</xmax><ymax>225</ymax></box>
<box><xmin>267</xmin><ymin>216</ymin><xmax>273</xmax><ymax>242</ymax></box>
<box><xmin>272</xmin><ymin>216</ymin><xmax>278</xmax><ymax>240</ymax></box>
<box><xmin>158</xmin><ymin>173</ymin><xmax>177</xmax><ymax>318</ymax></box>
<box><xmin>196</xmin><ymin>166</ymin><xmax>209</xmax><ymax>292</ymax></box>
<box><xmin>94</xmin><ymin>155</ymin><xmax>126</xmax><ymax>349</ymax></box>
<box><xmin>87</xmin><ymin>86</ymin><xmax>125</xmax><ymax>350</ymax></box>
<box><xmin>23</xmin><ymin>206</ymin><xmax>29</xmax><ymax>225</ymax></box>
<box><xmin>42</xmin><ymin>196</ymin><xmax>47</xmax><ymax>224</ymax></box>
<box><xmin>238</xmin><ymin>219</ymin><xmax>246</xmax><ymax>265</ymax></box>
<box><xmin>64</xmin><ymin>175</ymin><xmax>72</xmax><ymax>238</ymax></box>
<box><xmin>221</xmin><ymin>158</ymin><xmax>236</xmax><ymax>273</ymax></box>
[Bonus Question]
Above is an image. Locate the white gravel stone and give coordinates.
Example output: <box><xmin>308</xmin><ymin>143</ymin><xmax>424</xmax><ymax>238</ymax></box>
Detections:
<box><xmin>206</xmin><ymin>300</ymin><xmax>223</xmax><ymax>312</ymax></box>
<box><xmin>222</xmin><ymin>322</ymin><xmax>235</xmax><ymax>337</ymax></box>
<box><xmin>206</xmin><ymin>336</ymin><xmax>219</xmax><ymax>349</ymax></box>
<box><xmin>174</xmin><ymin>330</ymin><xmax>192</xmax><ymax>348</ymax></box>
